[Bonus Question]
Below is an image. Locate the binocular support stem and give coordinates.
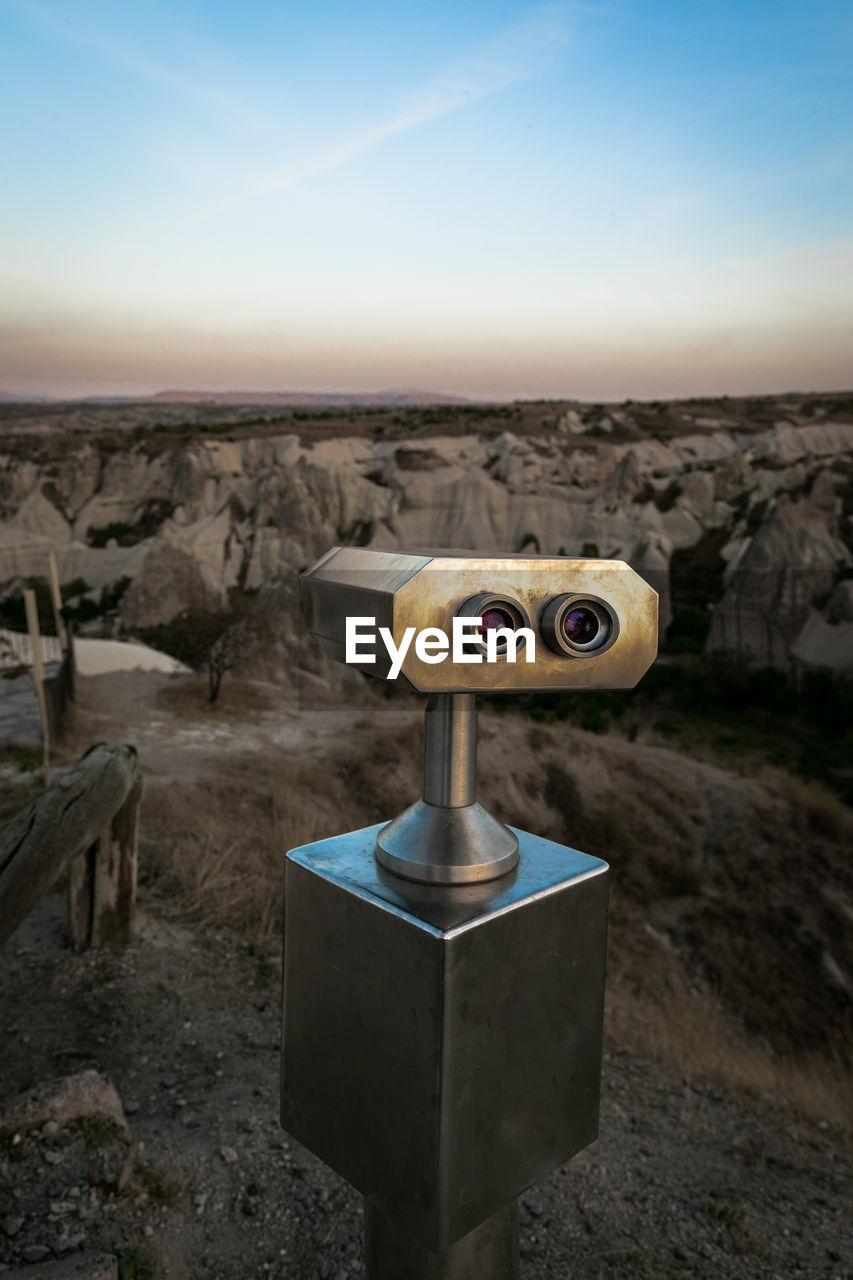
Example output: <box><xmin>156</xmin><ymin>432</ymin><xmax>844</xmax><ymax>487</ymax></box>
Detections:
<box><xmin>423</xmin><ymin>693</ymin><xmax>477</xmax><ymax>808</ymax></box>
<box><xmin>374</xmin><ymin>692</ymin><xmax>519</xmax><ymax>884</ymax></box>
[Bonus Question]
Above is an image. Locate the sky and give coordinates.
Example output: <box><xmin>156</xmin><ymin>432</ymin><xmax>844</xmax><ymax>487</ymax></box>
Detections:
<box><xmin>1</xmin><ymin>0</ymin><xmax>851</xmax><ymax>401</ymax></box>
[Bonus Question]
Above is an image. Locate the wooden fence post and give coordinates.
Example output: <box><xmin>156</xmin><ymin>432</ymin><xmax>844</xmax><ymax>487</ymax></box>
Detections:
<box><xmin>0</xmin><ymin>744</ymin><xmax>140</xmax><ymax>949</ymax></box>
<box><xmin>68</xmin><ymin>776</ymin><xmax>142</xmax><ymax>948</ymax></box>
<box><xmin>48</xmin><ymin>551</ymin><xmax>69</xmax><ymax>650</ymax></box>
<box><xmin>23</xmin><ymin>587</ymin><xmax>51</xmax><ymax>785</ymax></box>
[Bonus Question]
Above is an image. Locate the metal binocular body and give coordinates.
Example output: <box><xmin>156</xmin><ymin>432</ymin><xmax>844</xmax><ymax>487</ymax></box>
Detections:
<box><xmin>301</xmin><ymin>546</ymin><xmax>658</xmax><ymax>692</ymax></box>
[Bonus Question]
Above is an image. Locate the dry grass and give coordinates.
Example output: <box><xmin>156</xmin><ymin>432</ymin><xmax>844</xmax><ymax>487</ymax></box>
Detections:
<box><xmin>138</xmin><ymin>715</ymin><xmax>424</xmax><ymax>939</ymax></box>
<box><xmin>755</xmin><ymin>766</ymin><xmax>853</xmax><ymax>841</ymax></box>
<box><xmin>156</xmin><ymin>676</ymin><xmax>276</xmax><ymax>720</ymax></box>
<box><xmin>139</xmin><ymin>753</ymin><xmax>343</xmax><ymax>939</ymax></box>
<box><xmin>133</xmin><ymin>1160</ymin><xmax>184</xmax><ymax>1208</ymax></box>
<box><xmin>136</xmin><ymin>712</ymin><xmax>853</xmax><ymax>1133</ymax></box>
<box><xmin>607</xmin><ymin>973</ymin><xmax>853</xmax><ymax>1133</ymax></box>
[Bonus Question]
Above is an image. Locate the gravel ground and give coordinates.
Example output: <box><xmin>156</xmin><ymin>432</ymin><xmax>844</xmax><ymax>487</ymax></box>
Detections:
<box><xmin>1</xmin><ymin>894</ymin><xmax>850</xmax><ymax>1280</ymax></box>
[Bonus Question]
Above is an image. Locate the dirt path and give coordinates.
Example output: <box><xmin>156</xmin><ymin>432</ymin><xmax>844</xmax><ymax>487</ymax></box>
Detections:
<box><xmin>64</xmin><ymin>672</ymin><xmax>415</xmax><ymax>784</ymax></box>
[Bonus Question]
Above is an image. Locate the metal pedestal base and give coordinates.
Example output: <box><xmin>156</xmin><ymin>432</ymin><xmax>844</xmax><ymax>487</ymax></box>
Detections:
<box><xmin>365</xmin><ymin>1198</ymin><xmax>519</xmax><ymax>1280</ymax></box>
<box><xmin>283</xmin><ymin>823</ymin><xmax>608</xmax><ymax>1254</ymax></box>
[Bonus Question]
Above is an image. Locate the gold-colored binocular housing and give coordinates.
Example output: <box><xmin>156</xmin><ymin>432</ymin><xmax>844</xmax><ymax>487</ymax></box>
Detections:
<box><xmin>302</xmin><ymin>547</ymin><xmax>659</xmax><ymax>693</ymax></box>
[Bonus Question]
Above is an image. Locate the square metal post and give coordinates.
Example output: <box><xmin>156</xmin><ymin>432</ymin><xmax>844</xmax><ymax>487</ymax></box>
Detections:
<box><xmin>282</xmin><ymin>823</ymin><xmax>609</xmax><ymax>1255</ymax></box>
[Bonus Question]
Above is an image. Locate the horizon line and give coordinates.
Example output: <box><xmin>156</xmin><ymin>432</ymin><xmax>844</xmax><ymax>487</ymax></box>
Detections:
<box><xmin>3</xmin><ymin>385</ymin><xmax>853</xmax><ymax>407</ymax></box>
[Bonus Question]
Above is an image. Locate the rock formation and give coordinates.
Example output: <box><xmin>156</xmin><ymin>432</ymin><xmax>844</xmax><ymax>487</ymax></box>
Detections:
<box><xmin>0</xmin><ymin>404</ymin><xmax>850</xmax><ymax>679</ymax></box>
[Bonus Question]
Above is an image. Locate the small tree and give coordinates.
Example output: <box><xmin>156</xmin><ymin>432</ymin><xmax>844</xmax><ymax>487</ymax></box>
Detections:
<box><xmin>147</xmin><ymin>595</ymin><xmax>261</xmax><ymax>704</ymax></box>
<box><xmin>205</xmin><ymin>611</ymin><xmax>254</xmax><ymax>704</ymax></box>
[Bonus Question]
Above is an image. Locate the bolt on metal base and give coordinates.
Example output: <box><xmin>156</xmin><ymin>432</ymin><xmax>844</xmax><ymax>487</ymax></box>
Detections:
<box><xmin>365</xmin><ymin>1198</ymin><xmax>520</xmax><ymax>1280</ymax></box>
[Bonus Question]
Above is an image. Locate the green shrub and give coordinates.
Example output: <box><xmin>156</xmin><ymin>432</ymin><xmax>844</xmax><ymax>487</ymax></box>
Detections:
<box><xmin>0</xmin><ymin>577</ymin><xmax>59</xmax><ymax>634</ymax></box>
<box><xmin>664</xmin><ymin>605</ymin><xmax>711</xmax><ymax>653</ymax></box>
<box><xmin>89</xmin><ymin>521</ymin><xmax>133</xmax><ymax>548</ymax></box>
<box><xmin>117</xmin><ymin>1248</ymin><xmax>155</xmax><ymax>1280</ymax></box>
<box><xmin>579</xmin><ymin>700</ymin><xmax>610</xmax><ymax>733</ymax></box>
<box><xmin>16</xmin><ymin>748</ymin><xmax>41</xmax><ymax>773</ymax></box>
<box><xmin>99</xmin><ymin>576</ymin><xmax>132</xmax><ymax>613</ymax></box>
<box><xmin>73</xmin><ymin>1117</ymin><xmax>125</xmax><ymax>1148</ymax></box>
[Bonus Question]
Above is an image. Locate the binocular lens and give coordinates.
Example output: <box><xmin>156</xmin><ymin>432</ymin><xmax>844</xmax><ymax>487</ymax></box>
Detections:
<box><xmin>479</xmin><ymin>607</ymin><xmax>516</xmax><ymax>635</ymax></box>
<box><xmin>457</xmin><ymin>594</ymin><xmax>531</xmax><ymax>658</ymax></box>
<box><xmin>562</xmin><ymin>607</ymin><xmax>600</xmax><ymax>645</ymax></box>
<box><xmin>540</xmin><ymin>594</ymin><xmax>617</xmax><ymax>656</ymax></box>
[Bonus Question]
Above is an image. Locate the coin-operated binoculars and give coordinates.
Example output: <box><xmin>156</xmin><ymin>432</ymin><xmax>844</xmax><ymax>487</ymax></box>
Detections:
<box><xmin>282</xmin><ymin>548</ymin><xmax>658</xmax><ymax>1279</ymax></box>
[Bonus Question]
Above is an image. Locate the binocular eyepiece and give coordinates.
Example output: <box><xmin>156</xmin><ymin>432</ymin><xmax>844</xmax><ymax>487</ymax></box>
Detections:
<box><xmin>458</xmin><ymin>592</ymin><xmax>618</xmax><ymax>658</ymax></box>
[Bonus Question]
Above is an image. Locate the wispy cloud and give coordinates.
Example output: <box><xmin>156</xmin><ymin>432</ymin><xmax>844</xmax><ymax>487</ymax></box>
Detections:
<box><xmin>193</xmin><ymin>3</ymin><xmax>577</xmax><ymax>219</ymax></box>
<box><xmin>3</xmin><ymin>0</ymin><xmax>262</xmax><ymax>126</ymax></box>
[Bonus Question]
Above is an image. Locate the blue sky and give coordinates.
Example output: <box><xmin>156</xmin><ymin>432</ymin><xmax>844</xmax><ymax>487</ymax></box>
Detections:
<box><xmin>1</xmin><ymin>0</ymin><xmax>850</xmax><ymax>399</ymax></box>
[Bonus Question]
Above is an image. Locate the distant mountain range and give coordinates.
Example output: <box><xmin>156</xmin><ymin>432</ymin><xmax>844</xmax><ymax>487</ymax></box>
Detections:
<box><xmin>150</xmin><ymin>388</ymin><xmax>470</xmax><ymax>406</ymax></box>
<box><xmin>0</xmin><ymin>388</ymin><xmax>470</xmax><ymax>406</ymax></box>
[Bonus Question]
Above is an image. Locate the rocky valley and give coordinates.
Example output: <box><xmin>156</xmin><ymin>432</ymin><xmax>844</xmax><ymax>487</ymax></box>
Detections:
<box><xmin>0</xmin><ymin>392</ymin><xmax>851</xmax><ymax>684</ymax></box>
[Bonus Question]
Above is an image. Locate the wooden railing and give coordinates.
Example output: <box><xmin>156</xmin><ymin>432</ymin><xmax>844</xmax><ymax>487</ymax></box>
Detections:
<box><xmin>0</xmin><ymin>743</ymin><xmax>141</xmax><ymax>949</ymax></box>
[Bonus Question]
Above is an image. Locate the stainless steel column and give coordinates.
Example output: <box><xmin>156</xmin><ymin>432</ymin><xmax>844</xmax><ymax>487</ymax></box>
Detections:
<box><xmin>422</xmin><ymin>693</ymin><xmax>477</xmax><ymax>808</ymax></box>
<box><xmin>365</xmin><ymin>1198</ymin><xmax>520</xmax><ymax>1280</ymax></box>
